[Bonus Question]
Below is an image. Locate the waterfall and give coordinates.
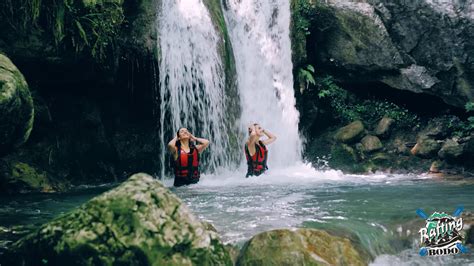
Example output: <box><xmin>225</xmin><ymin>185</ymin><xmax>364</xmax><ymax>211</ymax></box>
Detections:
<box><xmin>223</xmin><ymin>0</ymin><xmax>303</xmax><ymax>167</ymax></box>
<box><xmin>156</xmin><ymin>0</ymin><xmax>234</xmax><ymax>177</ymax></box>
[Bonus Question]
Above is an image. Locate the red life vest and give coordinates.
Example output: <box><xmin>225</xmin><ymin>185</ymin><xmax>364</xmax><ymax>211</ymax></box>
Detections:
<box><xmin>244</xmin><ymin>141</ymin><xmax>268</xmax><ymax>177</ymax></box>
<box><xmin>174</xmin><ymin>146</ymin><xmax>200</xmax><ymax>181</ymax></box>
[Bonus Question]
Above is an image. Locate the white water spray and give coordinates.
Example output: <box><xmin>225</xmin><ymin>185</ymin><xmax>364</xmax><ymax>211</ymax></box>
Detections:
<box><xmin>224</xmin><ymin>0</ymin><xmax>303</xmax><ymax>167</ymax></box>
<box><xmin>156</xmin><ymin>0</ymin><xmax>234</xmax><ymax>177</ymax></box>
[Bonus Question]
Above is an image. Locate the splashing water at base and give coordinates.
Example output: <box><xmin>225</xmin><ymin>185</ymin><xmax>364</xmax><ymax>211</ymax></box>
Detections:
<box><xmin>166</xmin><ymin>167</ymin><xmax>474</xmax><ymax>265</ymax></box>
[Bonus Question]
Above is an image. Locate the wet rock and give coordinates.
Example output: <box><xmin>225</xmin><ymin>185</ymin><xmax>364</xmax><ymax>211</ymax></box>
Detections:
<box><xmin>410</xmin><ymin>137</ymin><xmax>442</xmax><ymax>158</ymax></box>
<box><xmin>374</xmin><ymin>117</ymin><xmax>395</xmax><ymax>138</ymax></box>
<box><xmin>0</xmin><ymin>54</ymin><xmax>34</xmax><ymax>155</ymax></box>
<box><xmin>372</xmin><ymin>152</ymin><xmax>391</xmax><ymax>167</ymax></box>
<box><xmin>237</xmin><ymin>228</ymin><xmax>368</xmax><ymax>266</ymax></box>
<box><xmin>334</xmin><ymin>120</ymin><xmax>365</xmax><ymax>143</ymax></box>
<box><xmin>4</xmin><ymin>173</ymin><xmax>232</xmax><ymax>266</ymax></box>
<box><xmin>225</xmin><ymin>244</ymin><xmax>240</xmax><ymax>265</ymax></box>
<box><xmin>463</xmin><ymin>212</ymin><xmax>474</xmax><ymax>245</ymax></box>
<box><xmin>361</xmin><ymin>135</ymin><xmax>383</xmax><ymax>153</ymax></box>
<box><xmin>438</xmin><ymin>139</ymin><xmax>464</xmax><ymax>160</ymax></box>
<box><xmin>429</xmin><ymin>160</ymin><xmax>446</xmax><ymax>174</ymax></box>
<box><xmin>420</xmin><ymin>117</ymin><xmax>451</xmax><ymax>140</ymax></box>
<box><xmin>0</xmin><ymin>161</ymin><xmax>60</xmax><ymax>193</ymax></box>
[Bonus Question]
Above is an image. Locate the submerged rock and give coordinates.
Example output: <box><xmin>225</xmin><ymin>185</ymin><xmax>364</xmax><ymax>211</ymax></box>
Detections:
<box><xmin>0</xmin><ymin>54</ymin><xmax>34</xmax><ymax>155</ymax></box>
<box><xmin>237</xmin><ymin>228</ymin><xmax>368</xmax><ymax>266</ymax></box>
<box><xmin>4</xmin><ymin>173</ymin><xmax>232</xmax><ymax>265</ymax></box>
<box><xmin>334</xmin><ymin>120</ymin><xmax>365</xmax><ymax>143</ymax></box>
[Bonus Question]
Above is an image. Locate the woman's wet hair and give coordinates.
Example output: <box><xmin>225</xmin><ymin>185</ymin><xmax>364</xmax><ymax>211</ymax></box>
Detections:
<box><xmin>175</xmin><ymin>128</ymin><xmax>195</xmax><ymax>149</ymax></box>
<box><xmin>248</xmin><ymin>123</ymin><xmax>259</xmax><ymax>136</ymax></box>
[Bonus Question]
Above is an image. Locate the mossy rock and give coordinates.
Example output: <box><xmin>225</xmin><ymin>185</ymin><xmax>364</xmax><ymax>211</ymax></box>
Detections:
<box><xmin>361</xmin><ymin>135</ymin><xmax>383</xmax><ymax>153</ymax></box>
<box><xmin>0</xmin><ymin>162</ymin><xmax>54</xmax><ymax>193</ymax></box>
<box><xmin>374</xmin><ymin>117</ymin><xmax>395</xmax><ymax>138</ymax></box>
<box><xmin>438</xmin><ymin>139</ymin><xmax>464</xmax><ymax>161</ymax></box>
<box><xmin>371</xmin><ymin>152</ymin><xmax>391</xmax><ymax>168</ymax></box>
<box><xmin>329</xmin><ymin>143</ymin><xmax>366</xmax><ymax>173</ymax></box>
<box><xmin>4</xmin><ymin>173</ymin><xmax>232</xmax><ymax>266</ymax></box>
<box><xmin>411</xmin><ymin>137</ymin><xmax>442</xmax><ymax>158</ymax></box>
<box><xmin>334</xmin><ymin>121</ymin><xmax>365</xmax><ymax>143</ymax></box>
<box><xmin>237</xmin><ymin>228</ymin><xmax>368</xmax><ymax>266</ymax></box>
<box><xmin>0</xmin><ymin>54</ymin><xmax>34</xmax><ymax>155</ymax></box>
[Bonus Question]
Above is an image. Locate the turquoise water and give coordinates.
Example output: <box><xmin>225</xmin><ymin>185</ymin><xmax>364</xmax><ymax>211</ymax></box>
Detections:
<box><xmin>1</xmin><ymin>165</ymin><xmax>473</xmax><ymax>265</ymax></box>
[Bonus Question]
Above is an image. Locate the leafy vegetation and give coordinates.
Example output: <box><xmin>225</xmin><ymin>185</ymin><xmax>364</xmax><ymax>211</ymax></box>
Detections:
<box><xmin>308</xmin><ymin>76</ymin><xmax>420</xmax><ymax>128</ymax></box>
<box><xmin>447</xmin><ymin>102</ymin><xmax>474</xmax><ymax>136</ymax></box>
<box><xmin>297</xmin><ymin>64</ymin><xmax>316</xmax><ymax>93</ymax></box>
<box><xmin>0</xmin><ymin>0</ymin><xmax>124</xmax><ymax>64</ymax></box>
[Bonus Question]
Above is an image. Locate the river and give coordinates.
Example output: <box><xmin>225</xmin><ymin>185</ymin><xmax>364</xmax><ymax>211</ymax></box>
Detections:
<box><xmin>1</xmin><ymin>164</ymin><xmax>473</xmax><ymax>265</ymax></box>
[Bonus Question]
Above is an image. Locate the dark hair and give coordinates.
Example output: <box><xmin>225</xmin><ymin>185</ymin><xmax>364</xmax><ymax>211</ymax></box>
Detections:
<box><xmin>175</xmin><ymin>128</ymin><xmax>195</xmax><ymax>150</ymax></box>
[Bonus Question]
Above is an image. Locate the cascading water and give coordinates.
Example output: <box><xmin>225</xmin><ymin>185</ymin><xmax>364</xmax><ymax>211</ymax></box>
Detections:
<box><xmin>156</xmin><ymin>0</ymin><xmax>235</xmax><ymax>177</ymax></box>
<box><xmin>224</xmin><ymin>0</ymin><xmax>303</xmax><ymax>167</ymax></box>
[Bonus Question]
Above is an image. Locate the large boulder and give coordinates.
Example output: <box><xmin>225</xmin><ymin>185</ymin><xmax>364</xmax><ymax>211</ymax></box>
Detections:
<box><xmin>3</xmin><ymin>173</ymin><xmax>232</xmax><ymax>265</ymax></box>
<box><xmin>0</xmin><ymin>54</ymin><xmax>34</xmax><ymax>155</ymax></box>
<box><xmin>334</xmin><ymin>120</ymin><xmax>365</xmax><ymax>143</ymax></box>
<box><xmin>237</xmin><ymin>228</ymin><xmax>368</xmax><ymax>266</ymax></box>
<box><xmin>308</xmin><ymin>0</ymin><xmax>474</xmax><ymax>108</ymax></box>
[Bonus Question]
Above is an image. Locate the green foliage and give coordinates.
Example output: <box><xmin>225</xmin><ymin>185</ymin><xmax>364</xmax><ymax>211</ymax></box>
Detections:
<box><xmin>0</xmin><ymin>0</ymin><xmax>124</xmax><ymax>64</ymax></box>
<box><xmin>298</xmin><ymin>64</ymin><xmax>316</xmax><ymax>93</ymax></box>
<box><xmin>450</xmin><ymin>102</ymin><xmax>474</xmax><ymax>136</ymax></box>
<box><xmin>313</xmin><ymin>76</ymin><xmax>420</xmax><ymax>128</ymax></box>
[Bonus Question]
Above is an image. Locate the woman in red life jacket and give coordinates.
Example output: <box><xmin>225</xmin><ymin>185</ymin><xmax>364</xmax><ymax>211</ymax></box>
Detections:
<box><xmin>168</xmin><ymin>128</ymin><xmax>210</xmax><ymax>187</ymax></box>
<box><xmin>245</xmin><ymin>123</ymin><xmax>277</xmax><ymax>177</ymax></box>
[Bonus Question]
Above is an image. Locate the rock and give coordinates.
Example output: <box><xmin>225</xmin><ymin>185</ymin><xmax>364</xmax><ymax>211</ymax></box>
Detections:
<box><xmin>463</xmin><ymin>212</ymin><xmax>474</xmax><ymax>245</ymax></box>
<box><xmin>307</xmin><ymin>0</ymin><xmax>474</xmax><ymax>108</ymax></box>
<box><xmin>334</xmin><ymin>120</ymin><xmax>365</xmax><ymax>143</ymax></box>
<box><xmin>0</xmin><ymin>161</ymin><xmax>55</xmax><ymax>193</ymax></box>
<box><xmin>438</xmin><ymin>139</ymin><xmax>464</xmax><ymax>160</ymax></box>
<box><xmin>4</xmin><ymin>173</ymin><xmax>232</xmax><ymax>265</ymax></box>
<box><xmin>237</xmin><ymin>228</ymin><xmax>368</xmax><ymax>266</ymax></box>
<box><xmin>374</xmin><ymin>117</ymin><xmax>395</xmax><ymax>138</ymax></box>
<box><xmin>203</xmin><ymin>221</ymin><xmax>218</xmax><ymax>233</ymax></box>
<box><xmin>329</xmin><ymin>143</ymin><xmax>363</xmax><ymax>172</ymax></box>
<box><xmin>410</xmin><ymin>137</ymin><xmax>442</xmax><ymax>158</ymax></box>
<box><xmin>361</xmin><ymin>135</ymin><xmax>383</xmax><ymax>153</ymax></box>
<box><xmin>0</xmin><ymin>54</ymin><xmax>34</xmax><ymax>155</ymax></box>
<box><xmin>429</xmin><ymin>160</ymin><xmax>446</xmax><ymax>173</ymax></box>
<box><xmin>419</xmin><ymin>117</ymin><xmax>451</xmax><ymax>140</ymax></box>
<box><xmin>372</xmin><ymin>152</ymin><xmax>390</xmax><ymax>167</ymax></box>
<box><xmin>225</xmin><ymin>244</ymin><xmax>240</xmax><ymax>265</ymax></box>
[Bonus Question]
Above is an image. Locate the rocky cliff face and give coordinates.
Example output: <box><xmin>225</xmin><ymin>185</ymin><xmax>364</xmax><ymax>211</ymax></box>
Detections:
<box><xmin>305</xmin><ymin>0</ymin><xmax>474</xmax><ymax>108</ymax></box>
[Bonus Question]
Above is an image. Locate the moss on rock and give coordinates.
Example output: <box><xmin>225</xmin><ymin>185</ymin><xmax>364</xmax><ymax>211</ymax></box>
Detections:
<box><xmin>237</xmin><ymin>228</ymin><xmax>368</xmax><ymax>266</ymax></box>
<box><xmin>0</xmin><ymin>54</ymin><xmax>34</xmax><ymax>154</ymax></box>
<box><xmin>334</xmin><ymin>120</ymin><xmax>365</xmax><ymax>143</ymax></box>
<box><xmin>4</xmin><ymin>173</ymin><xmax>232</xmax><ymax>265</ymax></box>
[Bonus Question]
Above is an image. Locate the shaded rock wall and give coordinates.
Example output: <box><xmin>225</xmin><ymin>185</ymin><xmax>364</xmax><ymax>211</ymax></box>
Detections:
<box><xmin>300</xmin><ymin>0</ymin><xmax>474</xmax><ymax>108</ymax></box>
